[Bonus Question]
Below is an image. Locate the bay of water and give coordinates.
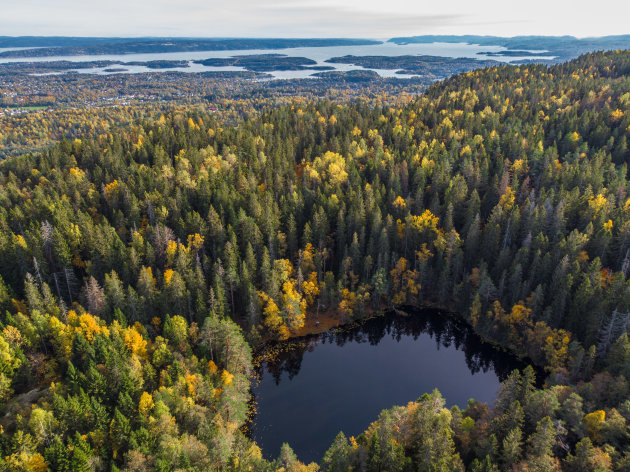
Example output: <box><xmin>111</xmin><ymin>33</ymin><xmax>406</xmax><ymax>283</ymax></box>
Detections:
<box><xmin>0</xmin><ymin>42</ymin><xmax>555</xmax><ymax>79</ymax></box>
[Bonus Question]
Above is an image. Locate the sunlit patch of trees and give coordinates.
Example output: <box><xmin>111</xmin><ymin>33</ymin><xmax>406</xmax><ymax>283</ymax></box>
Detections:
<box><xmin>0</xmin><ymin>72</ymin><xmax>425</xmax><ymax>158</ymax></box>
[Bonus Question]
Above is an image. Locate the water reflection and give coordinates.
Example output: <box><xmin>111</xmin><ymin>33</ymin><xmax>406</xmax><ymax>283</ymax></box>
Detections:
<box><xmin>260</xmin><ymin>309</ymin><xmax>526</xmax><ymax>386</ymax></box>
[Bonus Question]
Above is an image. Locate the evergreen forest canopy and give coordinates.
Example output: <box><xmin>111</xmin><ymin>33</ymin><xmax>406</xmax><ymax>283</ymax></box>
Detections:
<box><xmin>1</xmin><ymin>49</ymin><xmax>630</xmax><ymax>471</ymax></box>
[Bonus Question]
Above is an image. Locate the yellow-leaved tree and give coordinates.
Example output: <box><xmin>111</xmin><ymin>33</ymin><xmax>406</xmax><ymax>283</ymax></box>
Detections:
<box><xmin>301</xmin><ymin>272</ymin><xmax>320</xmax><ymax>306</ymax></box>
<box><xmin>257</xmin><ymin>291</ymin><xmax>289</xmax><ymax>339</ymax></box>
<box><xmin>390</xmin><ymin>258</ymin><xmax>420</xmax><ymax>305</ymax></box>
<box><xmin>282</xmin><ymin>280</ymin><xmax>306</xmax><ymax>331</ymax></box>
<box><xmin>307</xmin><ymin>151</ymin><xmax>348</xmax><ymax>186</ymax></box>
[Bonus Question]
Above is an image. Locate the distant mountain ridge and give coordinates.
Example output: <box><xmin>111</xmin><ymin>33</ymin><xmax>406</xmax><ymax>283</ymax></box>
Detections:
<box><xmin>0</xmin><ymin>38</ymin><xmax>381</xmax><ymax>57</ymax></box>
<box><xmin>388</xmin><ymin>34</ymin><xmax>630</xmax><ymax>60</ymax></box>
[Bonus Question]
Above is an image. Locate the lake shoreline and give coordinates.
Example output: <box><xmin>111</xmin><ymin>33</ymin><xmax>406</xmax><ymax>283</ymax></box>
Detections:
<box><xmin>251</xmin><ymin>299</ymin><xmax>541</xmax><ymax>373</ymax></box>
<box><xmin>247</xmin><ymin>305</ymin><xmax>534</xmax><ymax>462</ymax></box>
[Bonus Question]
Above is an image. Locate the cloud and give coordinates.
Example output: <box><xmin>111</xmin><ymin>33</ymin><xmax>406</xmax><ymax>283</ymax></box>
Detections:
<box><xmin>0</xmin><ymin>0</ymin><xmax>627</xmax><ymax>38</ymax></box>
<box><xmin>0</xmin><ymin>1</ymin><xmax>466</xmax><ymax>38</ymax></box>
<box><xmin>249</xmin><ymin>5</ymin><xmax>465</xmax><ymax>37</ymax></box>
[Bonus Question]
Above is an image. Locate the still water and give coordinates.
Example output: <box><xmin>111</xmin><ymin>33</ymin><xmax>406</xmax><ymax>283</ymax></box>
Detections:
<box><xmin>1</xmin><ymin>42</ymin><xmax>555</xmax><ymax>79</ymax></box>
<box><xmin>251</xmin><ymin>310</ymin><xmax>527</xmax><ymax>463</ymax></box>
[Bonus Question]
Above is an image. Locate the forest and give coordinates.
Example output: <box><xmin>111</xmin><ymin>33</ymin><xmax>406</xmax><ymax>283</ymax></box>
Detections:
<box><xmin>0</xmin><ymin>49</ymin><xmax>630</xmax><ymax>470</ymax></box>
<box><xmin>0</xmin><ymin>71</ymin><xmax>425</xmax><ymax>158</ymax></box>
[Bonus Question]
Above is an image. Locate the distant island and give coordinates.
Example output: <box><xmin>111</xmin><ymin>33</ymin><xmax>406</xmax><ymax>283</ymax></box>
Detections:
<box><xmin>325</xmin><ymin>55</ymin><xmax>500</xmax><ymax>78</ymax></box>
<box><xmin>194</xmin><ymin>54</ymin><xmax>321</xmax><ymax>72</ymax></box>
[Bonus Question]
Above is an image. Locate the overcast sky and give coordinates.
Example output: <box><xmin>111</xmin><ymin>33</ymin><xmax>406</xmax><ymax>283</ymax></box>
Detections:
<box><xmin>1</xmin><ymin>0</ymin><xmax>628</xmax><ymax>38</ymax></box>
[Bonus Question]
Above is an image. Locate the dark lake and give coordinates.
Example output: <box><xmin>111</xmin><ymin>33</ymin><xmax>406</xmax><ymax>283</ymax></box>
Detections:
<box><xmin>251</xmin><ymin>309</ymin><xmax>528</xmax><ymax>464</ymax></box>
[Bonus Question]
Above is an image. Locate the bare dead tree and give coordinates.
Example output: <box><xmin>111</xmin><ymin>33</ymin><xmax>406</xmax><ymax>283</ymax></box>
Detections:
<box><xmin>84</xmin><ymin>276</ymin><xmax>106</xmax><ymax>316</ymax></box>
<box><xmin>597</xmin><ymin>310</ymin><xmax>630</xmax><ymax>358</ymax></box>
